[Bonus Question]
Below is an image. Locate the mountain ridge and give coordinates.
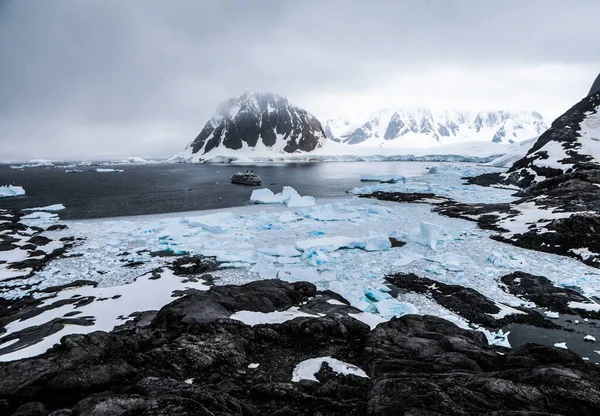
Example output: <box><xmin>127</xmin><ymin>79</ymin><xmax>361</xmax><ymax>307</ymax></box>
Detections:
<box><xmin>325</xmin><ymin>108</ymin><xmax>548</xmax><ymax>148</ymax></box>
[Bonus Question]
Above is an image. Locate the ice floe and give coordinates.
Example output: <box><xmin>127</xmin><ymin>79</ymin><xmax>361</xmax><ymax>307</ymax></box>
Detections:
<box><xmin>251</xmin><ymin>186</ymin><xmax>315</xmax><ymax>207</ymax></box>
<box><xmin>0</xmin><ymin>185</ymin><xmax>25</xmax><ymax>198</ymax></box>
<box><xmin>22</xmin><ymin>204</ymin><xmax>66</xmax><ymax>212</ymax></box>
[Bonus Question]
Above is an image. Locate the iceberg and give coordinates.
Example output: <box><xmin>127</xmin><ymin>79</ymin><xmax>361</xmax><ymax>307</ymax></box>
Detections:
<box><xmin>0</xmin><ymin>185</ymin><xmax>25</xmax><ymax>198</ymax></box>
<box><xmin>182</xmin><ymin>212</ymin><xmax>235</xmax><ymax>233</ymax></box>
<box><xmin>250</xmin><ymin>186</ymin><xmax>315</xmax><ymax>207</ymax></box>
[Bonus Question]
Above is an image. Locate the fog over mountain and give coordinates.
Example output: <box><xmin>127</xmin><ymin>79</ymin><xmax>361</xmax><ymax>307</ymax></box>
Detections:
<box><xmin>0</xmin><ymin>0</ymin><xmax>599</xmax><ymax>161</ymax></box>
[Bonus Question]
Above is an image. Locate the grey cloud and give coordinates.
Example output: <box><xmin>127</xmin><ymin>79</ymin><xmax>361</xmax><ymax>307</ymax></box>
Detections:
<box><xmin>0</xmin><ymin>0</ymin><xmax>598</xmax><ymax>160</ymax></box>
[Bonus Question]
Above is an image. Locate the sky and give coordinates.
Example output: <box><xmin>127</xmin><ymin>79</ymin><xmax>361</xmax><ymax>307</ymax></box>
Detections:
<box><xmin>1</xmin><ymin>0</ymin><xmax>599</xmax><ymax>161</ymax></box>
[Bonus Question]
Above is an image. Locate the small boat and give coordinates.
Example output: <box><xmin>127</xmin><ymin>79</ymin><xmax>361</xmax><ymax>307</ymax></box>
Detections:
<box><xmin>230</xmin><ymin>171</ymin><xmax>262</xmax><ymax>185</ymax></box>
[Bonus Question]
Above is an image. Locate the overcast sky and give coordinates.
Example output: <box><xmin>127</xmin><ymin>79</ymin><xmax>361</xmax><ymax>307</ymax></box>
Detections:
<box><xmin>1</xmin><ymin>0</ymin><xmax>599</xmax><ymax>161</ymax></box>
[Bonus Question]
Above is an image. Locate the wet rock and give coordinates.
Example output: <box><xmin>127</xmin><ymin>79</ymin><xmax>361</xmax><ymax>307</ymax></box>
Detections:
<box><xmin>388</xmin><ymin>237</ymin><xmax>406</xmax><ymax>248</ymax></box>
<box><xmin>1</xmin><ymin>282</ymin><xmax>600</xmax><ymax>415</ymax></box>
<box><xmin>387</xmin><ymin>273</ymin><xmax>555</xmax><ymax>329</ymax></box>
<box><xmin>365</xmin><ymin>315</ymin><xmax>600</xmax><ymax>415</ymax></box>
<box><xmin>360</xmin><ymin>191</ymin><xmax>451</xmax><ymax>204</ymax></box>
<box><xmin>171</xmin><ymin>256</ymin><xmax>218</xmax><ymax>276</ymax></box>
<box><xmin>501</xmin><ymin>272</ymin><xmax>600</xmax><ymax>319</ymax></box>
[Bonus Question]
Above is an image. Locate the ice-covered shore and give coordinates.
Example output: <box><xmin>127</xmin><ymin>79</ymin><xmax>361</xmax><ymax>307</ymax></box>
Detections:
<box><xmin>3</xmin><ymin>164</ymin><xmax>600</xmax><ymax>362</ymax></box>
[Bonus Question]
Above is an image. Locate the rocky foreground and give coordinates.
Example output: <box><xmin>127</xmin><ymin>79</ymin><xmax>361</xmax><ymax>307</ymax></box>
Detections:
<box><xmin>1</xmin><ymin>277</ymin><xmax>600</xmax><ymax>416</ymax></box>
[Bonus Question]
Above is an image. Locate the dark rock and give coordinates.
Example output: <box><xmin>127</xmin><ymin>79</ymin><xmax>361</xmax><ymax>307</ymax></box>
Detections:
<box><xmin>360</xmin><ymin>191</ymin><xmax>451</xmax><ymax>204</ymax></box>
<box><xmin>388</xmin><ymin>237</ymin><xmax>406</xmax><ymax>248</ymax></box>
<box><xmin>387</xmin><ymin>273</ymin><xmax>555</xmax><ymax>329</ymax></box>
<box><xmin>501</xmin><ymin>272</ymin><xmax>600</xmax><ymax>319</ymax></box>
<box><xmin>11</xmin><ymin>401</ymin><xmax>47</xmax><ymax>416</ymax></box>
<box><xmin>46</xmin><ymin>224</ymin><xmax>68</xmax><ymax>232</ymax></box>
<box><xmin>171</xmin><ymin>256</ymin><xmax>218</xmax><ymax>276</ymax></box>
<box><xmin>2</xmin><ymin>281</ymin><xmax>600</xmax><ymax>415</ymax></box>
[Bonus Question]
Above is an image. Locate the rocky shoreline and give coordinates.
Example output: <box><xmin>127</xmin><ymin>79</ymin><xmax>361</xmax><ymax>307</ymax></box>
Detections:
<box><xmin>2</xmin><ymin>278</ymin><xmax>600</xmax><ymax>416</ymax></box>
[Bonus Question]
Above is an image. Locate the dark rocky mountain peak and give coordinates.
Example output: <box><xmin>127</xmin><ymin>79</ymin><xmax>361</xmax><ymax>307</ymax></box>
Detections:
<box><xmin>173</xmin><ymin>92</ymin><xmax>327</xmax><ymax>161</ymax></box>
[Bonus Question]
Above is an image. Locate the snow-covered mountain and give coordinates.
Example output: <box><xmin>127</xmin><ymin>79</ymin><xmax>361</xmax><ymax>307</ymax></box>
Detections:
<box><xmin>170</xmin><ymin>92</ymin><xmax>327</xmax><ymax>162</ymax></box>
<box><xmin>495</xmin><ymin>84</ymin><xmax>600</xmax><ymax>188</ymax></box>
<box><xmin>325</xmin><ymin>109</ymin><xmax>548</xmax><ymax>148</ymax></box>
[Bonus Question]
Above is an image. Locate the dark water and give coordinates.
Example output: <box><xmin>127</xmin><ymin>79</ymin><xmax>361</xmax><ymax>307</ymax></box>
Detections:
<box><xmin>508</xmin><ymin>312</ymin><xmax>600</xmax><ymax>363</ymax></box>
<box><xmin>0</xmin><ymin>162</ymin><xmax>429</xmax><ymax>219</ymax></box>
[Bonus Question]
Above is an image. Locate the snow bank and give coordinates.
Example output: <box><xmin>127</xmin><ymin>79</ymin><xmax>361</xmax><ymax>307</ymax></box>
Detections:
<box><xmin>250</xmin><ymin>186</ymin><xmax>315</xmax><ymax>207</ymax></box>
<box><xmin>230</xmin><ymin>307</ymin><xmax>317</xmax><ymax>326</ymax></box>
<box><xmin>0</xmin><ymin>185</ymin><xmax>25</xmax><ymax>198</ymax></box>
<box><xmin>292</xmin><ymin>357</ymin><xmax>369</xmax><ymax>382</ymax></box>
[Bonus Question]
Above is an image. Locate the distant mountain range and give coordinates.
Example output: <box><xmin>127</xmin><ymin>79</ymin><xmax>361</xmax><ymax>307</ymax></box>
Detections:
<box><xmin>324</xmin><ymin>109</ymin><xmax>548</xmax><ymax>148</ymax></box>
<box><xmin>170</xmin><ymin>92</ymin><xmax>548</xmax><ymax>162</ymax></box>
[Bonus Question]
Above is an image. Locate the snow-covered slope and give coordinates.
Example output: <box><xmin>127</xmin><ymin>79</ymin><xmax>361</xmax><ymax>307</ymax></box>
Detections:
<box><xmin>170</xmin><ymin>92</ymin><xmax>327</xmax><ymax>162</ymax></box>
<box><xmin>499</xmin><ymin>90</ymin><xmax>600</xmax><ymax>188</ymax></box>
<box><xmin>325</xmin><ymin>109</ymin><xmax>548</xmax><ymax>148</ymax></box>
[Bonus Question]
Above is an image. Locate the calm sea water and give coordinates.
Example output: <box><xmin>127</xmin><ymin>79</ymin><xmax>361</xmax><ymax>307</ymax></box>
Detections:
<box><xmin>0</xmin><ymin>162</ymin><xmax>434</xmax><ymax>219</ymax></box>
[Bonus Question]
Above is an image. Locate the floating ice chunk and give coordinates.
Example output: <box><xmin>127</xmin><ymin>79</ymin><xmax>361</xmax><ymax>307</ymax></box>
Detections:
<box><xmin>425</xmin><ymin>253</ymin><xmax>472</xmax><ymax>272</ymax></box>
<box><xmin>477</xmin><ymin>328</ymin><xmax>512</xmax><ymax>348</ymax></box>
<box><xmin>95</xmin><ymin>168</ymin><xmax>123</xmax><ymax>173</ymax></box>
<box><xmin>360</xmin><ymin>174</ymin><xmax>405</xmax><ymax>183</ymax></box>
<box><xmin>281</xmin><ymin>187</ymin><xmax>315</xmax><ymax>207</ymax></box>
<box><xmin>295</xmin><ymin>235</ymin><xmax>390</xmax><ymax>253</ymax></box>
<box><xmin>418</xmin><ymin>222</ymin><xmax>446</xmax><ymax>250</ymax></box>
<box><xmin>489</xmin><ymin>302</ymin><xmax>527</xmax><ymax>319</ymax></box>
<box><xmin>367</xmin><ymin>205</ymin><xmax>390</xmax><ymax>215</ymax></box>
<box><xmin>309</xmin><ymin>230</ymin><xmax>326</xmax><ymax>237</ymax></box>
<box><xmin>0</xmin><ymin>185</ymin><xmax>25</xmax><ymax>198</ymax></box>
<box><xmin>20</xmin><ymin>212</ymin><xmax>59</xmax><ymax>224</ymax></box>
<box><xmin>568</xmin><ymin>301</ymin><xmax>600</xmax><ymax>312</ymax></box>
<box><xmin>487</xmin><ymin>252</ymin><xmax>526</xmax><ymax>268</ymax></box>
<box><xmin>184</xmin><ymin>378</ymin><xmax>194</xmax><ymax>384</ymax></box>
<box><xmin>299</xmin><ymin>205</ymin><xmax>360</xmax><ymax>221</ymax></box>
<box><xmin>554</xmin><ymin>342</ymin><xmax>568</xmax><ymax>349</ymax></box>
<box><xmin>277</xmin><ymin>257</ymin><xmax>301</xmax><ymax>264</ymax></box>
<box><xmin>23</xmin><ymin>204</ymin><xmax>66</xmax><ymax>212</ymax></box>
<box><xmin>250</xmin><ymin>188</ymin><xmax>288</xmax><ymax>204</ymax></box>
<box><xmin>278</xmin><ymin>211</ymin><xmax>299</xmax><ymax>223</ymax></box>
<box><xmin>374</xmin><ymin>299</ymin><xmax>419</xmax><ymax>319</ymax></box>
<box><xmin>248</xmin><ymin>363</ymin><xmax>260</xmax><ymax>369</ymax></box>
<box><xmin>250</xmin><ymin>262</ymin><xmax>278</xmax><ymax>279</ymax></box>
<box><xmin>257</xmin><ymin>245</ymin><xmax>302</xmax><ymax>257</ymax></box>
<box><xmin>182</xmin><ymin>212</ymin><xmax>234</xmax><ymax>233</ymax></box>
<box><xmin>246</xmin><ymin>213</ymin><xmax>283</xmax><ymax>231</ymax></box>
<box><xmin>545</xmin><ymin>311</ymin><xmax>560</xmax><ymax>319</ymax></box>
<box><xmin>364</xmin><ymin>236</ymin><xmax>392</xmax><ymax>252</ymax></box>
<box><xmin>584</xmin><ymin>335</ymin><xmax>596</xmax><ymax>342</ymax></box>
<box><xmin>230</xmin><ymin>306</ymin><xmax>316</xmax><ymax>326</ymax></box>
<box><xmin>250</xmin><ymin>186</ymin><xmax>315</xmax><ymax>207</ymax></box>
<box><xmin>292</xmin><ymin>357</ymin><xmax>369</xmax><ymax>382</ymax></box>
<box><xmin>296</xmin><ymin>236</ymin><xmax>363</xmax><ymax>253</ymax></box>
<box><xmin>404</xmin><ymin>222</ymin><xmax>453</xmax><ymax>250</ymax></box>
<box><xmin>302</xmin><ymin>249</ymin><xmax>331</xmax><ymax>266</ymax></box>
